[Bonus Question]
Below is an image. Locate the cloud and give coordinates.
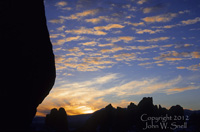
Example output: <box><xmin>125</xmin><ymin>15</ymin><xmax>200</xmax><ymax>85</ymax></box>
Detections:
<box><xmin>82</xmin><ymin>57</ymin><xmax>115</xmax><ymax>65</ymax></box>
<box><xmin>151</xmin><ymin>13</ymin><xmax>199</xmax><ymax>29</ymax></box>
<box><xmin>54</xmin><ymin>39</ymin><xmax>66</xmax><ymax>45</ymax></box>
<box><xmin>177</xmin><ymin>63</ymin><xmax>200</xmax><ymax>71</ymax></box>
<box><xmin>67</xmin><ymin>47</ymin><xmax>81</xmax><ymax>52</ymax></box>
<box><xmin>61</xmin><ymin>55</ymin><xmax>115</xmax><ymax>71</ymax></box>
<box><xmin>65</xmin><ymin>27</ymin><xmax>107</xmax><ymax>35</ymax></box>
<box><xmin>98</xmin><ymin>43</ymin><xmax>114</xmax><ymax>47</ymax></box>
<box><xmin>55</xmin><ymin>55</ymin><xmax>65</xmax><ymax>64</ymax></box>
<box><xmin>125</xmin><ymin>21</ymin><xmax>145</xmax><ymax>26</ymax></box>
<box><xmin>137</xmin><ymin>0</ymin><xmax>148</xmax><ymax>5</ymax></box>
<box><xmin>112</xmin><ymin>53</ymin><xmax>137</xmax><ymax>61</ymax></box>
<box><xmin>60</xmin><ymin>9</ymin><xmax>99</xmax><ymax>20</ymax></box>
<box><xmin>79</xmin><ymin>41</ymin><xmax>98</xmax><ymax>46</ymax></box>
<box><xmin>135</xmin><ymin>29</ymin><xmax>163</xmax><ymax>34</ymax></box>
<box><xmin>55</xmin><ymin>1</ymin><xmax>67</xmax><ymax>7</ymax></box>
<box><xmin>85</xmin><ymin>17</ymin><xmax>103</xmax><ymax>24</ymax></box>
<box><xmin>50</xmin><ymin>33</ymin><xmax>65</xmax><ymax>38</ymax></box>
<box><xmin>65</xmin><ymin>57</ymin><xmax>79</xmax><ymax>63</ymax></box>
<box><xmin>142</xmin><ymin>4</ymin><xmax>165</xmax><ymax>14</ymax></box>
<box><xmin>176</xmin><ymin>66</ymin><xmax>186</xmax><ymax>70</ymax></box>
<box><xmin>142</xmin><ymin>13</ymin><xmax>177</xmax><ymax>23</ymax></box>
<box><xmin>57</xmin><ymin>25</ymin><xmax>66</xmax><ymax>31</ymax></box>
<box><xmin>112</xmin><ymin>76</ymin><xmax>182</xmax><ymax>96</ymax></box>
<box><xmin>84</xmin><ymin>48</ymin><xmax>97</xmax><ymax>51</ymax></box>
<box><xmin>85</xmin><ymin>16</ymin><xmax>119</xmax><ymax>24</ymax></box>
<box><xmin>162</xmin><ymin>57</ymin><xmax>183</xmax><ymax>61</ymax></box>
<box><xmin>94</xmin><ymin>24</ymin><xmax>125</xmax><ymax>31</ymax></box>
<box><xmin>143</xmin><ymin>7</ymin><xmax>153</xmax><ymax>13</ymax></box>
<box><xmin>38</xmin><ymin>73</ymin><xmax>196</xmax><ymax>116</ymax></box>
<box><xmin>166</xmin><ymin>86</ymin><xmax>200</xmax><ymax>94</ymax></box>
<box><xmin>106</xmin><ymin>36</ymin><xmax>135</xmax><ymax>43</ymax></box>
<box><xmin>191</xmin><ymin>52</ymin><xmax>200</xmax><ymax>58</ymax></box>
<box><xmin>122</xmin><ymin>4</ymin><xmax>137</xmax><ymax>12</ymax></box>
<box><xmin>151</xmin><ymin>24</ymin><xmax>177</xmax><ymax>29</ymax></box>
<box><xmin>37</xmin><ymin>73</ymin><xmax>119</xmax><ymax>115</ymax></box>
<box><xmin>154</xmin><ymin>51</ymin><xmax>185</xmax><ymax>61</ymax></box>
<box><xmin>66</xmin><ymin>52</ymin><xmax>85</xmax><ymax>57</ymax></box>
<box><xmin>154</xmin><ymin>51</ymin><xmax>200</xmax><ymax>61</ymax></box>
<box><xmin>181</xmin><ymin>17</ymin><xmax>200</xmax><ymax>25</ymax></box>
<box><xmin>126</xmin><ymin>45</ymin><xmax>159</xmax><ymax>50</ymax></box>
<box><xmin>66</xmin><ymin>36</ymin><xmax>87</xmax><ymax>42</ymax></box>
<box><xmin>146</xmin><ymin>37</ymin><xmax>170</xmax><ymax>42</ymax></box>
<box><xmin>49</xmin><ymin>19</ymin><xmax>64</xmax><ymax>24</ymax></box>
<box><xmin>138</xmin><ymin>62</ymin><xmax>152</xmax><ymax>66</ymax></box>
<box><xmin>53</xmin><ymin>36</ymin><xmax>86</xmax><ymax>45</ymax></box>
<box><xmin>100</xmin><ymin>47</ymin><xmax>124</xmax><ymax>53</ymax></box>
<box><xmin>142</xmin><ymin>10</ymin><xmax>190</xmax><ymax>23</ymax></box>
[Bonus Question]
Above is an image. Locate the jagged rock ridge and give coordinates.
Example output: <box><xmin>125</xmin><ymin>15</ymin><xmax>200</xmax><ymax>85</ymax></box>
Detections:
<box><xmin>77</xmin><ymin>97</ymin><xmax>185</xmax><ymax>132</ymax></box>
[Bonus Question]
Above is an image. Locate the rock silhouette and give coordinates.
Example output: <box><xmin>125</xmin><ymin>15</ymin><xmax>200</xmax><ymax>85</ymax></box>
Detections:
<box><xmin>1</xmin><ymin>0</ymin><xmax>55</xmax><ymax>131</ymax></box>
<box><xmin>77</xmin><ymin>97</ymin><xmax>185</xmax><ymax>132</ymax></box>
<box><xmin>188</xmin><ymin>112</ymin><xmax>200</xmax><ymax>131</ymax></box>
<box><xmin>45</xmin><ymin>107</ymin><xmax>69</xmax><ymax>132</ymax></box>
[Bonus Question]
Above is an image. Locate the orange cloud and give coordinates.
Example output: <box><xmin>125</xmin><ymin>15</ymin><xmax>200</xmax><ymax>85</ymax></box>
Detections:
<box><xmin>166</xmin><ymin>86</ymin><xmax>199</xmax><ymax>94</ymax></box>
<box><xmin>163</xmin><ymin>57</ymin><xmax>183</xmax><ymax>61</ymax></box>
<box><xmin>79</xmin><ymin>41</ymin><xmax>98</xmax><ymax>46</ymax></box>
<box><xmin>142</xmin><ymin>13</ymin><xmax>177</xmax><ymax>23</ymax></box>
<box><xmin>98</xmin><ymin>43</ymin><xmax>114</xmax><ymax>47</ymax></box>
<box><xmin>65</xmin><ymin>27</ymin><xmax>107</xmax><ymax>35</ymax></box>
<box><xmin>55</xmin><ymin>1</ymin><xmax>67</xmax><ymax>7</ymax></box>
<box><xmin>100</xmin><ymin>47</ymin><xmax>124</xmax><ymax>53</ymax></box>
<box><xmin>146</xmin><ymin>37</ymin><xmax>170</xmax><ymax>42</ymax></box>
<box><xmin>181</xmin><ymin>17</ymin><xmax>200</xmax><ymax>25</ymax></box>
<box><xmin>127</xmin><ymin>45</ymin><xmax>159</xmax><ymax>50</ymax></box>
<box><xmin>177</xmin><ymin>63</ymin><xmax>200</xmax><ymax>71</ymax></box>
<box><xmin>106</xmin><ymin>36</ymin><xmax>135</xmax><ymax>43</ymax></box>
<box><xmin>37</xmin><ymin>74</ymin><xmax>185</xmax><ymax>116</ymax></box>
<box><xmin>94</xmin><ymin>24</ymin><xmax>124</xmax><ymax>31</ymax></box>
<box><xmin>60</xmin><ymin>9</ymin><xmax>99</xmax><ymax>20</ymax></box>
<box><xmin>112</xmin><ymin>53</ymin><xmax>136</xmax><ymax>61</ymax></box>
<box><xmin>125</xmin><ymin>21</ymin><xmax>145</xmax><ymax>26</ymax></box>
<box><xmin>191</xmin><ymin>52</ymin><xmax>200</xmax><ymax>58</ymax></box>
<box><xmin>176</xmin><ymin>66</ymin><xmax>186</xmax><ymax>70</ymax></box>
<box><xmin>136</xmin><ymin>29</ymin><xmax>163</xmax><ymax>34</ymax></box>
<box><xmin>49</xmin><ymin>19</ymin><xmax>64</xmax><ymax>24</ymax></box>
<box><xmin>154</xmin><ymin>51</ymin><xmax>199</xmax><ymax>62</ymax></box>
<box><xmin>85</xmin><ymin>16</ymin><xmax>119</xmax><ymax>24</ymax></box>
<box><xmin>137</xmin><ymin>0</ymin><xmax>148</xmax><ymax>5</ymax></box>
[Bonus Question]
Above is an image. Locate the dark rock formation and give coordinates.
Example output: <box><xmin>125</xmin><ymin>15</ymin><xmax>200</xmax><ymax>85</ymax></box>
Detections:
<box><xmin>77</xmin><ymin>97</ymin><xmax>186</xmax><ymax>132</ymax></box>
<box><xmin>45</xmin><ymin>107</ymin><xmax>69</xmax><ymax>132</ymax></box>
<box><xmin>188</xmin><ymin>113</ymin><xmax>200</xmax><ymax>131</ymax></box>
<box><xmin>1</xmin><ymin>0</ymin><xmax>55</xmax><ymax>131</ymax></box>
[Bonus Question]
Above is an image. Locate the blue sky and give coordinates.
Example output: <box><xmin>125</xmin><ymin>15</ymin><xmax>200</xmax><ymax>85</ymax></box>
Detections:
<box><xmin>37</xmin><ymin>0</ymin><xmax>200</xmax><ymax>116</ymax></box>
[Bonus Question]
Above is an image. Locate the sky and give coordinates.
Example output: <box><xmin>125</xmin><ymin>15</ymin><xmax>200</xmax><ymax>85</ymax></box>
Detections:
<box><xmin>37</xmin><ymin>0</ymin><xmax>200</xmax><ymax>116</ymax></box>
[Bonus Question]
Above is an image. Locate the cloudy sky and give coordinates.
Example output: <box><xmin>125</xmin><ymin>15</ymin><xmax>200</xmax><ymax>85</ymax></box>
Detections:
<box><xmin>37</xmin><ymin>0</ymin><xmax>200</xmax><ymax>116</ymax></box>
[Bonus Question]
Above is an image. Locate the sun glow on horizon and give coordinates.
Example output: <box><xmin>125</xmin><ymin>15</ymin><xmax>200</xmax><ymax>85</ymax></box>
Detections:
<box><xmin>77</xmin><ymin>106</ymin><xmax>95</xmax><ymax>114</ymax></box>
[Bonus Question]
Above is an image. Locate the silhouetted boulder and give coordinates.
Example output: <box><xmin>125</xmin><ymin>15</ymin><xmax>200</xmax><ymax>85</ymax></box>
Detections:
<box><xmin>1</xmin><ymin>0</ymin><xmax>55</xmax><ymax>131</ymax></box>
<box><xmin>169</xmin><ymin>105</ymin><xmax>184</xmax><ymax>116</ymax></box>
<box><xmin>45</xmin><ymin>107</ymin><xmax>69</xmax><ymax>132</ymax></box>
